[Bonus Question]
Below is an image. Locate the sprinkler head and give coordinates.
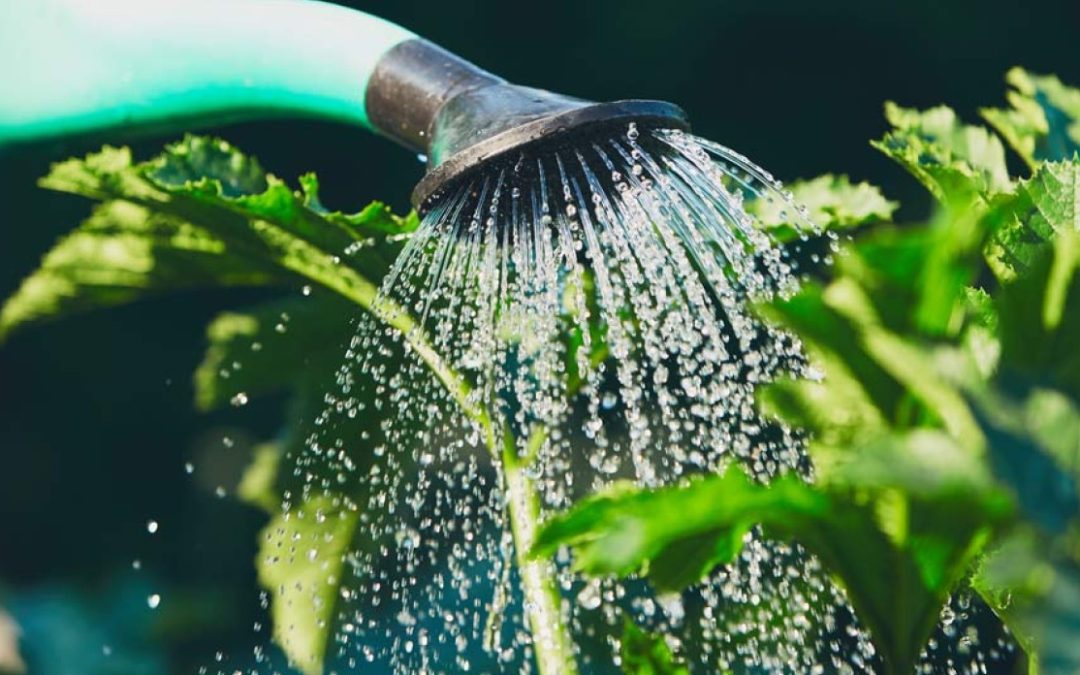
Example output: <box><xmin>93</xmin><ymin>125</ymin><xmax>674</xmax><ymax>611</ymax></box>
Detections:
<box><xmin>365</xmin><ymin>40</ymin><xmax>690</xmax><ymax>213</ymax></box>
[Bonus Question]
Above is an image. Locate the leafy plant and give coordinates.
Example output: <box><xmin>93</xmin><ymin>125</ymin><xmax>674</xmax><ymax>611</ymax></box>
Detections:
<box><xmin>535</xmin><ymin>69</ymin><xmax>1080</xmax><ymax>674</ymax></box>
<box><xmin>6</xmin><ymin>69</ymin><xmax>1080</xmax><ymax>674</ymax></box>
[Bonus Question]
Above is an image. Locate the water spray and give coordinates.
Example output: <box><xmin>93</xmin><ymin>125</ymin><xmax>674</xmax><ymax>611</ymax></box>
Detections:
<box><xmin>0</xmin><ymin>2</ymin><xmax>857</xmax><ymax>673</ymax></box>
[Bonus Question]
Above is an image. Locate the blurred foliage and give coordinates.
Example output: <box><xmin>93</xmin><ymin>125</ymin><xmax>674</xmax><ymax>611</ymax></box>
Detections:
<box><xmin>536</xmin><ymin>69</ymin><xmax>1080</xmax><ymax>675</ymax></box>
<box><xmin>0</xmin><ymin>607</ymin><xmax>24</xmax><ymax>675</ymax></box>
<box><xmin>1</xmin><ymin>577</ymin><xmax>168</xmax><ymax>675</ymax></box>
<box><xmin>257</xmin><ymin>496</ymin><xmax>358</xmax><ymax>675</ymax></box>
<box><xmin>0</xmin><ymin>137</ymin><xmax>415</xmax><ymax>674</ymax></box>
<box><xmin>982</xmin><ymin>68</ymin><xmax>1080</xmax><ymax>171</ymax></box>
<box><xmin>619</xmin><ymin>619</ymin><xmax>691</xmax><ymax>675</ymax></box>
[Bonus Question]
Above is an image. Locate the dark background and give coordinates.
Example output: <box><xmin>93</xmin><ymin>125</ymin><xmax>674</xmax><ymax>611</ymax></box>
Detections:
<box><xmin>2</xmin><ymin>0</ymin><xmax>1078</xmax><ymax>671</ymax></box>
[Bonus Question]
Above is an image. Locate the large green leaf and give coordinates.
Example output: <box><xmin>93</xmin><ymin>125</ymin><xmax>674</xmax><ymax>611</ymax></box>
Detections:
<box><xmin>257</xmin><ymin>496</ymin><xmax>359</xmax><ymax>675</ymax></box>
<box><xmin>981</xmin><ymin>68</ymin><xmax>1080</xmax><ymax>170</ymax></box>
<box><xmin>534</xmin><ymin>432</ymin><xmax>1011</xmax><ymax>675</ymax></box>
<box><xmin>872</xmin><ymin>103</ymin><xmax>1012</xmax><ymax>206</ymax></box>
<box><xmin>0</xmin><ymin>136</ymin><xmax>414</xmax><ymax>341</ymax></box>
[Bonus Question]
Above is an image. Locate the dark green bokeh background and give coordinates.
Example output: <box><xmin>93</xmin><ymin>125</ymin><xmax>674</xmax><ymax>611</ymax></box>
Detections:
<box><xmin>1</xmin><ymin>0</ymin><xmax>1078</xmax><ymax>671</ymax></box>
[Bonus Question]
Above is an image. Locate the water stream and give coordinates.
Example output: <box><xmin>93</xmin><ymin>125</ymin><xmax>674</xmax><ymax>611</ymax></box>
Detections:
<box><xmin>239</xmin><ymin>126</ymin><xmax>1002</xmax><ymax>673</ymax></box>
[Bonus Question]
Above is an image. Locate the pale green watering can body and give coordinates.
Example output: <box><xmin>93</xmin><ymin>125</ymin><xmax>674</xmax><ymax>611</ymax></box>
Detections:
<box><xmin>0</xmin><ymin>0</ymin><xmax>414</xmax><ymax>144</ymax></box>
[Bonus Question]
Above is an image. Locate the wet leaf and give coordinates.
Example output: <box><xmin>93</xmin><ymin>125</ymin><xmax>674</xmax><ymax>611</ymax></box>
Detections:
<box><xmin>257</xmin><ymin>496</ymin><xmax>359</xmax><ymax>675</ymax></box>
<box><xmin>981</xmin><ymin>68</ymin><xmax>1080</xmax><ymax>170</ymax></box>
<box><xmin>534</xmin><ymin>432</ymin><xmax>1011</xmax><ymax>675</ymax></box>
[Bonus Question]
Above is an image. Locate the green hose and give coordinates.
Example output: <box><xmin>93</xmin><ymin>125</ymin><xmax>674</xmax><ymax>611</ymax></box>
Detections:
<box><xmin>0</xmin><ymin>0</ymin><xmax>414</xmax><ymax>144</ymax></box>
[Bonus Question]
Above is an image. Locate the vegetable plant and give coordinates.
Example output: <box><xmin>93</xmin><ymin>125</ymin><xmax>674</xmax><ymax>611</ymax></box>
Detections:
<box><xmin>4</xmin><ymin>68</ymin><xmax>1080</xmax><ymax>674</ymax></box>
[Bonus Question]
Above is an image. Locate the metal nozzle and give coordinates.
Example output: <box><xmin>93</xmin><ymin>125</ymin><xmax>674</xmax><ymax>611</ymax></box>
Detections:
<box><xmin>365</xmin><ymin>39</ymin><xmax>690</xmax><ymax>212</ymax></box>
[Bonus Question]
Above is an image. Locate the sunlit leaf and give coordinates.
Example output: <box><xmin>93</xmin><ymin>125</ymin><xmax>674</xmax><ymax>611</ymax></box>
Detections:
<box><xmin>748</xmin><ymin>173</ymin><xmax>896</xmax><ymax>239</ymax></box>
<box><xmin>258</xmin><ymin>496</ymin><xmax>359</xmax><ymax>675</ymax></box>
<box><xmin>981</xmin><ymin>68</ymin><xmax>1080</xmax><ymax>170</ymax></box>
<box><xmin>0</xmin><ymin>136</ymin><xmax>412</xmax><ymax>342</ymax></box>
<box><xmin>872</xmin><ymin>103</ymin><xmax>1011</xmax><ymax>205</ymax></box>
<box><xmin>986</xmin><ymin>159</ymin><xmax>1080</xmax><ymax>283</ymax></box>
<box><xmin>995</xmin><ymin>219</ymin><xmax>1080</xmax><ymax>400</ymax></box>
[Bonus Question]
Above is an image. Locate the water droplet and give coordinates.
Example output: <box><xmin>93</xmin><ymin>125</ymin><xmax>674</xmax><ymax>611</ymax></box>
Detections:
<box><xmin>577</xmin><ymin>581</ymin><xmax>602</xmax><ymax>610</ymax></box>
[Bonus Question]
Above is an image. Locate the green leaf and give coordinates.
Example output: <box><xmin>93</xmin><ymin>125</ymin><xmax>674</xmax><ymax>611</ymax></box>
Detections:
<box><xmin>534</xmin><ymin>433</ymin><xmax>1011</xmax><ymax>675</ymax></box>
<box><xmin>257</xmin><ymin>496</ymin><xmax>359</xmax><ymax>675</ymax></box>
<box><xmin>0</xmin><ymin>136</ymin><xmax>412</xmax><ymax>342</ymax></box>
<box><xmin>0</xmin><ymin>199</ymin><xmax>282</xmax><ymax>339</ymax></box>
<box><xmin>872</xmin><ymin>103</ymin><xmax>1012</xmax><ymax>205</ymax></box>
<box><xmin>748</xmin><ymin>174</ymin><xmax>897</xmax><ymax>238</ymax></box>
<box><xmin>981</xmin><ymin>68</ymin><xmax>1080</xmax><ymax>170</ymax></box>
<box><xmin>759</xmin><ymin>284</ymin><xmax>907</xmax><ymax>428</ymax></box>
<box><xmin>986</xmin><ymin>159</ymin><xmax>1080</xmax><ymax>283</ymax></box>
<box><xmin>995</xmin><ymin>215</ymin><xmax>1080</xmax><ymax>400</ymax></box>
<box><xmin>761</xmin><ymin>274</ymin><xmax>981</xmax><ymax>447</ymax></box>
<box><xmin>194</xmin><ymin>293</ymin><xmax>354</xmax><ymax>411</ymax></box>
<box><xmin>974</xmin><ymin>531</ymin><xmax>1080</xmax><ymax>675</ymax></box>
<box><xmin>960</xmin><ymin>288</ymin><xmax>1001</xmax><ymax>379</ymax></box>
<box><xmin>237</xmin><ymin>442</ymin><xmax>282</xmax><ymax>514</ymax></box>
<box><xmin>531</xmin><ymin>470</ymin><xmax>827</xmax><ymax>587</ymax></box>
<box><xmin>620</xmin><ymin>619</ymin><xmax>691</xmax><ymax>675</ymax></box>
<box><xmin>757</xmin><ymin>346</ymin><xmax>886</xmax><ymax>451</ymax></box>
<box><xmin>969</xmin><ymin>385</ymin><xmax>1080</xmax><ymax>535</ymax></box>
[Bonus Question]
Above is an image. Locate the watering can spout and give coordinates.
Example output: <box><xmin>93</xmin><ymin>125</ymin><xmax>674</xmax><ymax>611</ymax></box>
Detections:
<box><xmin>0</xmin><ymin>0</ymin><xmax>688</xmax><ymax>210</ymax></box>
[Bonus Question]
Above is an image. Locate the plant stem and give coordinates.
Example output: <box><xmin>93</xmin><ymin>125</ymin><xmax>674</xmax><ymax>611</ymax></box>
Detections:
<box><xmin>502</xmin><ymin>430</ymin><xmax>578</xmax><ymax>675</ymax></box>
<box><xmin>262</xmin><ymin>230</ymin><xmax>576</xmax><ymax>672</ymax></box>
